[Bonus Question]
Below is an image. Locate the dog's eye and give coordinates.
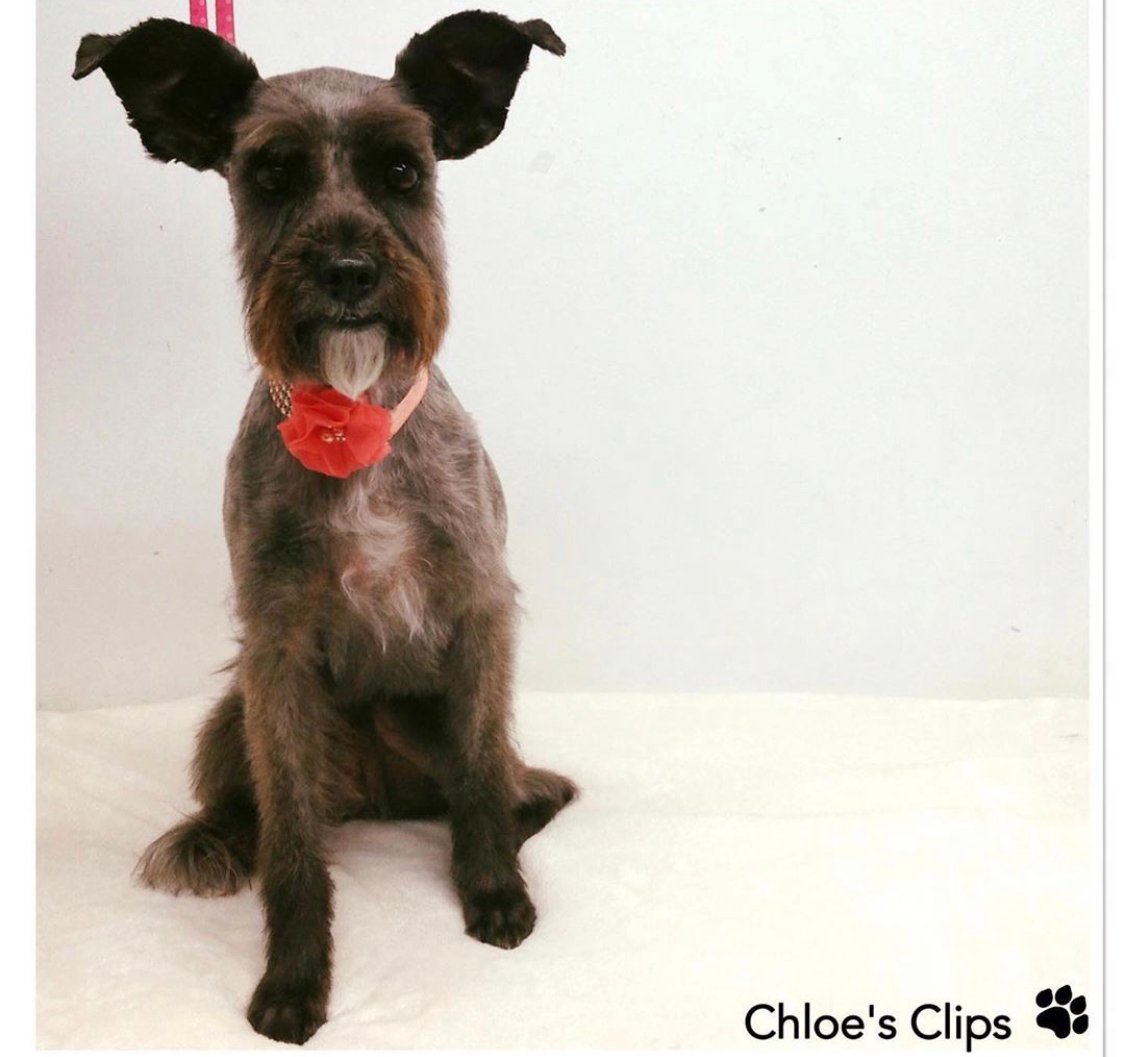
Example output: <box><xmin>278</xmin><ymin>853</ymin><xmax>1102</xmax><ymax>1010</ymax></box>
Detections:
<box><xmin>386</xmin><ymin>161</ymin><xmax>419</xmax><ymax>193</ymax></box>
<box><xmin>255</xmin><ymin>164</ymin><xmax>289</xmax><ymax>193</ymax></box>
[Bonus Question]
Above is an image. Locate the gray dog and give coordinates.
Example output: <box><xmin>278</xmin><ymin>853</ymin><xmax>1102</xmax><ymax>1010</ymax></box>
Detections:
<box><xmin>74</xmin><ymin>11</ymin><xmax>574</xmax><ymax>1044</ymax></box>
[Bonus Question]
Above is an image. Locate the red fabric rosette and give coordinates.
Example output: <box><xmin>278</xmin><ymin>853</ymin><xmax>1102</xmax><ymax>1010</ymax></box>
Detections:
<box><xmin>277</xmin><ymin>384</ymin><xmax>393</xmax><ymax>478</ymax></box>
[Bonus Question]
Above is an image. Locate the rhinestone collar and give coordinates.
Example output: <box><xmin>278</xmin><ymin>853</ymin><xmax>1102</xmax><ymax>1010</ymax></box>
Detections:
<box><xmin>267</xmin><ymin>377</ymin><xmax>293</xmax><ymax>417</ymax></box>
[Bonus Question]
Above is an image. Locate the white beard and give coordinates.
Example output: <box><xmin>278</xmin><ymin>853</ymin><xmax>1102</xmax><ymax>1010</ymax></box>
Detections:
<box><xmin>320</xmin><ymin>326</ymin><xmax>388</xmax><ymax>398</ymax></box>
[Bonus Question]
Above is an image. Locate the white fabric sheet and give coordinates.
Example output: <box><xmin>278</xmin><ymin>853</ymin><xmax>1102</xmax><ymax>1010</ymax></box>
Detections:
<box><xmin>37</xmin><ymin>694</ymin><xmax>1088</xmax><ymax>1048</ymax></box>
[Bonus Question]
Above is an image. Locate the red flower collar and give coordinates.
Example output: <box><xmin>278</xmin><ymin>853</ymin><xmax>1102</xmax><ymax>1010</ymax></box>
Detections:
<box><xmin>269</xmin><ymin>370</ymin><xmax>430</xmax><ymax>479</ymax></box>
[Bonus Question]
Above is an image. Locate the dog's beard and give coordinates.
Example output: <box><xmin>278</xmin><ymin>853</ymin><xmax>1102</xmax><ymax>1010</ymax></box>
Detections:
<box><xmin>319</xmin><ymin>326</ymin><xmax>388</xmax><ymax>398</ymax></box>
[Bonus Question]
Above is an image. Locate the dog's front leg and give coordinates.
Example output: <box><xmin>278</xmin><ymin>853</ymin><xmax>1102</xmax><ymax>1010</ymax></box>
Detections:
<box><xmin>241</xmin><ymin>638</ymin><xmax>335</xmax><ymax>1045</ymax></box>
<box><xmin>443</xmin><ymin>604</ymin><xmax>536</xmax><ymax>949</ymax></box>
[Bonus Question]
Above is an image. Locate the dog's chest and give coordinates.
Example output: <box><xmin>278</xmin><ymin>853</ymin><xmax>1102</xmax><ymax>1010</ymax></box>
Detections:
<box><xmin>326</xmin><ymin>487</ymin><xmax>441</xmax><ymax>645</ymax></box>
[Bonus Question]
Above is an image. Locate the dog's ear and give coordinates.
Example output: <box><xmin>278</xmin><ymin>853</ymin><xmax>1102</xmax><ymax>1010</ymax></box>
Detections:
<box><xmin>394</xmin><ymin>10</ymin><xmax>565</xmax><ymax>161</ymax></box>
<box><xmin>73</xmin><ymin>18</ymin><xmax>260</xmax><ymax>173</ymax></box>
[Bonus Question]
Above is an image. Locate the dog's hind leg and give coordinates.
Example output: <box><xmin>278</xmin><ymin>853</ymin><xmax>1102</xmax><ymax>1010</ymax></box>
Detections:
<box><xmin>370</xmin><ymin>699</ymin><xmax>575</xmax><ymax>840</ymax></box>
<box><xmin>135</xmin><ymin>686</ymin><xmax>258</xmax><ymax>897</ymax></box>
<box><xmin>514</xmin><ymin>766</ymin><xmax>577</xmax><ymax>847</ymax></box>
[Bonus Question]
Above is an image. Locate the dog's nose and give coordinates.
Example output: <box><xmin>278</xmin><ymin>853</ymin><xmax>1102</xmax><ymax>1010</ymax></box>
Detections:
<box><xmin>319</xmin><ymin>256</ymin><xmax>380</xmax><ymax>305</ymax></box>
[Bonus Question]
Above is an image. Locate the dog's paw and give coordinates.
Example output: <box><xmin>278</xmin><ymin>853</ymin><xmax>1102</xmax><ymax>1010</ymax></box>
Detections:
<box><xmin>463</xmin><ymin>881</ymin><xmax>537</xmax><ymax>949</ymax></box>
<box><xmin>135</xmin><ymin>815</ymin><xmax>252</xmax><ymax>897</ymax></box>
<box><xmin>247</xmin><ymin>977</ymin><xmax>327</xmax><ymax>1045</ymax></box>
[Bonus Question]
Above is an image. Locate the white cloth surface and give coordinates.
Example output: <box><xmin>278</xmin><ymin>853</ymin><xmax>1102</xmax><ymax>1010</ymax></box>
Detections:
<box><xmin>37</xmin><ymin>694</ymin><xmax>1088</xmax><ymax>1049</ymax></box>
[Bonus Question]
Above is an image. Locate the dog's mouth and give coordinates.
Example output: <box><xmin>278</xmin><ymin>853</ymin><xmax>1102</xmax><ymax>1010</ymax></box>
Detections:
<box><xmin>294</xmin><ymin>313</ymin><xmax>393</xmax><ymax>348</ymax></box>
<box><xmin>317</xmin><ymin>313</ymin><xmax>414</xmax><ymax>346</ymax></box>
<box><xmin>331</xmin><ymin>312</ymin><xmax>384</xmax><ymax>331</ymax></box>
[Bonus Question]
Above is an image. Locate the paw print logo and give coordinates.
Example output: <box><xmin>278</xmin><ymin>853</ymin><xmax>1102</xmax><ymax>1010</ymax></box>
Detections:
<box><xmin>1035</xmin><ymin>985</ymin><xmax>1088</xmax><ymax>1039</ymax></box>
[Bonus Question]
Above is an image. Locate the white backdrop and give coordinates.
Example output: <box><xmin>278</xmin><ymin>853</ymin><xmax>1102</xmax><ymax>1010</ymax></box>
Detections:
<box><xmin>37</xmin><ymin>0</ymin><xmax>1089</xmax><ymax>710</ymax></box>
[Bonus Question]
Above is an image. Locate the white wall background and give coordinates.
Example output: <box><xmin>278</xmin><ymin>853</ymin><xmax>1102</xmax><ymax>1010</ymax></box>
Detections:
<box><xmin>37</xmin><ymin>0</ymin><xmax>1089</xmax><ymax>710</ymax></box>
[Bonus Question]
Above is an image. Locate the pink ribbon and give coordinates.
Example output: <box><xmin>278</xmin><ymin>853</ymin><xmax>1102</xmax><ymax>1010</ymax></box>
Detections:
<box><xmin>215</xmin><ymin>0</ymin><xmax>236</xmax><ymax>45</ymax></box>
<box><xmin>188</xmin><ymin>0</ymin><xmax>208</xmax><ymax>31</ymax></box>
<box><xmin>189</xmin><ymin>1</ymin><xmax>236</xmax><ymax>45</ymax></box>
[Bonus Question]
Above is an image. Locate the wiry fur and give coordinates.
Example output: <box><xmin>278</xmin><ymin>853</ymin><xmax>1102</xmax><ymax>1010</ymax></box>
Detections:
<box><xmin>75</xmin><ymin>10</ymin><xmax>572</xmax><ymax>1046</ymax></box>
<box><xmin>327</xmin><ymin>456</ymin><xmax>442</xmax><ymax>649</ymax></box>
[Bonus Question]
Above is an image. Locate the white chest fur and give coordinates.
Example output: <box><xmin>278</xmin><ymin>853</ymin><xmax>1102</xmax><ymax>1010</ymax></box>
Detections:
<box><xmin>326</xmin><ymin>479</ymin><xmax>432</xmax><ymax>648</ymax></box>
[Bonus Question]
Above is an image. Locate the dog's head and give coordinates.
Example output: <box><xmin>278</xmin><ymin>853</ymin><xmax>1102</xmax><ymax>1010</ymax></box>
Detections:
<box><xmin>74</xmin><ymin>12</ymin><xmax>564</xmax><ymax>394</ymax></box>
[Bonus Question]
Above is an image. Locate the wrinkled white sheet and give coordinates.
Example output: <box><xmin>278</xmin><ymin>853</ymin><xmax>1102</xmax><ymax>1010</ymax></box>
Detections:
<box><xmin>37</xmin><ymin>694</ymin><xmax>1088</xmax><ymax>1049</ymax></box>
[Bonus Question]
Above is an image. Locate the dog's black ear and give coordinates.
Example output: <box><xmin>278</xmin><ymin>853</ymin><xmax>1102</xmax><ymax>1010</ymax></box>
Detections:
<box><xmin>73</xmin><ymin>18</ymin><xmax>260</xmax><ymax>173</ymax></box>
<box><xmin>394</xmin><ymin>10</ymin><xmax>565</xmax><ymax>161</ymax></box>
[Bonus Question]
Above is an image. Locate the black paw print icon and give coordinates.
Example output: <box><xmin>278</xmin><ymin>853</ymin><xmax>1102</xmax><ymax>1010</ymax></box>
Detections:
<box><xmin>1035</xmin><ymin>985</ymin><xmax>1088</xmax><ymax>1039</ymax></box>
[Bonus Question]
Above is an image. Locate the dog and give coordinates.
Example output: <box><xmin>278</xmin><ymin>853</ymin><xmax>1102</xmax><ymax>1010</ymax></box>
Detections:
<box><xmin>74</xmin><ymin>11</ymin><xmax>574</xmax><ymax>1045</ymax></box>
